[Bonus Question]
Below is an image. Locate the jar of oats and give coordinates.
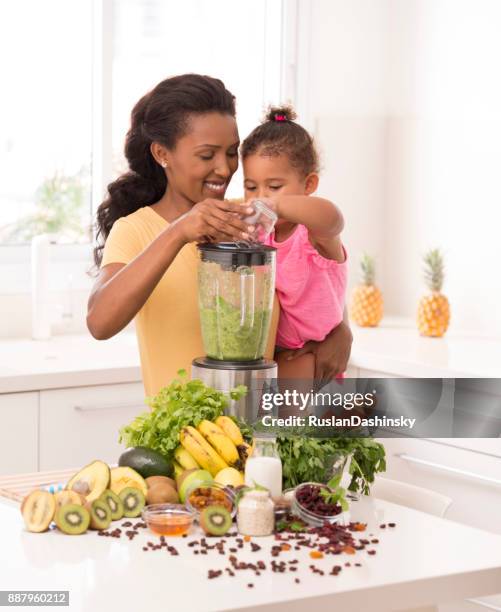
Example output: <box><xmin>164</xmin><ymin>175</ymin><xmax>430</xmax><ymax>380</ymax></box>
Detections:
<box><xmin>237</xmin><ymin>489</ymin><xmax>274</xmax><ymax>536</ymax></box>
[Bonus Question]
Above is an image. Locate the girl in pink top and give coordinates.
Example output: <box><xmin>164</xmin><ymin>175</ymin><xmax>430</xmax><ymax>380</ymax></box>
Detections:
<box><xmin>241</xmin><ymin>105</ymin><xmax>347</xmax><ymax>381</ymax></box>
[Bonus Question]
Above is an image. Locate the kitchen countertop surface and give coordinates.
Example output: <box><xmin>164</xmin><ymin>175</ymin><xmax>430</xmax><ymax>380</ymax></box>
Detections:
<box><xmin>0</xmin><ymin>317</ymin><xmax>499</xmax><ymax>393</ymax></box>
<box><xmin>1</xmin><ymin>495</ymin><xmax>501</xmax><ymax>612</ymax></box>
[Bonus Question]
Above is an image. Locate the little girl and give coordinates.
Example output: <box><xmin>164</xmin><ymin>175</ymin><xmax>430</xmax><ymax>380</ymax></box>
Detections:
<box><xmin>241</xmin><ymin>106</ymin><xmax>347</xmax><ymax>381</ymax></box>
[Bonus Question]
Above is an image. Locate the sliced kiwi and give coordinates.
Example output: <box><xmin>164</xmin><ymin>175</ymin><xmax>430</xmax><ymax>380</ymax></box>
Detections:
<box><xmin>100</xmin><ymin>489</ymin><xmax>124</xmax><ymax>521</ymax></box>
<box><xmin>55</xmin><ymin>504</ymin><xmax>90</xmax><ymax>535</ymax></box>
<box><xmin>119</xmin><ymin>487</ymin><xmax>145</xmax><ymax>518</ymax></box>
<box><xmin>200</xmin><ymin>505</ymin><xmax>232</xmax><ymax>536</ymax></box>
<box><xmin>21</xmin><ymin>490</ymin><xmax>56</xmax><ymax>533</ymax></box>
<box><xmin>86</xmin><ymin>499</ymin><xmax>111</xmax><ymax>530</ymax></box>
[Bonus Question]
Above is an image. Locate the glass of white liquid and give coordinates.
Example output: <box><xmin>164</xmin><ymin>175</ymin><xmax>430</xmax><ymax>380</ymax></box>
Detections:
<box><xmin>244</xmin><ymin>436</ymin><xmax>283</xmax><ymax>500</ymax></box>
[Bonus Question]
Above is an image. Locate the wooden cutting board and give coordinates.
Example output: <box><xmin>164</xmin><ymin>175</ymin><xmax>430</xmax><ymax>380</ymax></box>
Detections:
<box><xmin>0</xmin><ymin>468</ymin><xmax>79</xmax><ymax>503</ymax></box>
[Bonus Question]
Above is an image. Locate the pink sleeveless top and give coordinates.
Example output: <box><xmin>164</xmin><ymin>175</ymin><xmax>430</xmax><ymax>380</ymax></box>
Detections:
<box><xmin>264</xmin><ymin>224</ymin><xmax>348</xmax><ymax>349</ymax></box>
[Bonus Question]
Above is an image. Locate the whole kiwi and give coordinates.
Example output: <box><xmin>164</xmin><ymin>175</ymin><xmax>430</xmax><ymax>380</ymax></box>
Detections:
<box><xmin>145</xmin><ymin>476</ymin><xmax>177</xmax><ymax>491</ymax></box>
<box><xmin>146</xmin><ymin>483</ymin><xmax>179</xmax><ymax>505</ymax></box>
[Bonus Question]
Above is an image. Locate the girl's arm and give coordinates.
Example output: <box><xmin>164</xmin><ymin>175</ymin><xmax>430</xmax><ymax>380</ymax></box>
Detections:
<box><xmin>274</xmin><ymin>195</ymin><xmax>345</xmax><ymax>261</ymax></box>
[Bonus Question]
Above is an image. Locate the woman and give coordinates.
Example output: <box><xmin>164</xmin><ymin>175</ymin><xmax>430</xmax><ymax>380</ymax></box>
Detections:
<box><xmin>87</xmin><ymin>74</ymin><xmax>352</xmax><ymax>396</ymax></box>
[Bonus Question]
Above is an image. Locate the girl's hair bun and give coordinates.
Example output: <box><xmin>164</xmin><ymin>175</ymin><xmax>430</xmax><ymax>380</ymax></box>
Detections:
<box><xmin>264</xmin><ymin>104</ymin><xmax>297</xmax><ymax>123</ymax></box>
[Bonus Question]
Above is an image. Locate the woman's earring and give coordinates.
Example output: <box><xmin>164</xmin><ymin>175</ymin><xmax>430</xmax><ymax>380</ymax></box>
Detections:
<box><xmin>161</xmin><ymin>161</ymin><xmax>167</xmax><ymax>168</ymax></box>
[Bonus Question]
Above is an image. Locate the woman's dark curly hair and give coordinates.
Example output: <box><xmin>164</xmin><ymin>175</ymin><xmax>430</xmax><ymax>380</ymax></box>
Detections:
<box><xmin>93</xmin><ymin>74</ymin><xmax>236</xmax><ymax>267</ymax></box>
<box><xmin>240</xmin><ymin>104</ymin><xmax>319</xmax><ymax>176</ymax></box>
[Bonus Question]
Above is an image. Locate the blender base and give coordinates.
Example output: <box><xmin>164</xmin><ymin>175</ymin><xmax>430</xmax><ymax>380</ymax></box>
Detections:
<box><xmin>191</xmin><ymin>357</ymin><xmax>277</xmax><ymax>423</ymax></box>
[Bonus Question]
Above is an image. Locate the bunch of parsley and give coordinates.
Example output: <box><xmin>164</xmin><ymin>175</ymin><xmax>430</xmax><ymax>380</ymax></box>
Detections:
<box><xmin>277</xmin><ymin>435</ymin><xmax>386</xmax><ymax>495</ymax></box>
<box><xmin>119</xmin><ymin>370</ymin><xmax>247</xmax><ymax>461</ymax></box>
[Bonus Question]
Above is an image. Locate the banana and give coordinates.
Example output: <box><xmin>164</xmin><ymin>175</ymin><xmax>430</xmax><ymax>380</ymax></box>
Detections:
<box><xmin>172</xmin><ymin>461</ymin><xmax>184</xmax><ymax>479</ymax></box>
<box><xmin>174</xmin><ymin>446</ymin><xmax>200</xmax><ymax>470</ymax></box>
<box><xmin>240</xmin><ymin>440</ymin><xmax>254</xmax><ymax>460</ymax></box>
<box><xmin>179</xmin><ymin>426</ymin><xmax>228</xmax><ymax>476</ymax></box>
<box><xmin>215</xmin><ymin>416</ymin><xmax>244</xmax><ymax>446</ymax></box>
<box><xmin>197</xmin><ymin>420</ymin><xmax>240</xmax><ymax>465</ymax></box>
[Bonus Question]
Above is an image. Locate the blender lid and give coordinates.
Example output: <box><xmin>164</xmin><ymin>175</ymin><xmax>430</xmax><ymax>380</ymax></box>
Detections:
<box><xmin>198</xmin><ymin>242</ymin><xmax>276</xmax><ymax>266</ymax></box>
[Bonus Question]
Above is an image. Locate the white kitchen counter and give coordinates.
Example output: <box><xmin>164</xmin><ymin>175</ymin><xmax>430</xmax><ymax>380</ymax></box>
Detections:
<box><xmin>0</xmin><ymin>318</ymin><xmax>499</xmax><ymax>394</ymax></box>
<box><xmin>1</xmin><ymin>495</ymin><xmax>501</xmax><ymax>612</ymax></box>
<box><xmin>350</xmin><ymin>317</ymin><xmax>501</xmax><ymax>378</ymax></box>
<box><xmin>0</xmin><ymin>333</ymin><xmax>141</xmax><ymax>393</ymax></box>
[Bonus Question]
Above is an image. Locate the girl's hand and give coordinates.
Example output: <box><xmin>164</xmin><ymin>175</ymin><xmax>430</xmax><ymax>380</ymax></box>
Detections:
<box><xmin>245</xmin><ymin>197</ymin><xmax>280</xmax><ymax>216</ymax></box>
<box><xmin>283</xmin><ymin>320</ymin><xmax>353</xmax><ymax>389</ymax></box>
<box><xmin>175</xmin><ymin>199</ymin><xmax>255</xmax><ymax>243</ymax></box>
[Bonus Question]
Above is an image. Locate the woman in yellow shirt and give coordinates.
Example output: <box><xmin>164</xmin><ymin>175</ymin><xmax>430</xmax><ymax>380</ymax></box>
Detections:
<box><xmin>87</xmin><ymin>74</ymin><xmax>352</xmax><ymax>397</ymax></box>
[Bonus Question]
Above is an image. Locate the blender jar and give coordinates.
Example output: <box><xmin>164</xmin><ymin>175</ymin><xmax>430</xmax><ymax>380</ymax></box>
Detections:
<box><xmin>197</xmin><ymin>243</ymin><xmax>276</xmax><ymax>361</ymax></box>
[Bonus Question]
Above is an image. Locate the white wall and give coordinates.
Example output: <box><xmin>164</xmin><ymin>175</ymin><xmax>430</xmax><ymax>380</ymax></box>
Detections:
<box><xmin>301</xmin><ymin>0</ymin><xmax>390</xmax><ymax>295</ymax></box>
<box><xmin>385</xmin><ymin>0</ymin><xmax>501</xmax><ymax>335</ymax></box>
<box><xmin>302</xmin><ymin>0</ymin><xmax>501</xmax><ymax>336</ymax></box>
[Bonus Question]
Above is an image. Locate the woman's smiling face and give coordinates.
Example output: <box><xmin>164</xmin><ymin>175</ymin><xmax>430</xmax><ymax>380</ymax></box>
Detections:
<box><xmin>163</xmin><ymin>112</ymin><xmax>239</xmax><ymax>204</ymax></box>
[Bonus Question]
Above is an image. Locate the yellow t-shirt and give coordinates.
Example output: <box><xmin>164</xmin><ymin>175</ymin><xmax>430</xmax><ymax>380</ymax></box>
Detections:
<box><xmin>101</xmin><ymin>206</ymin><xmax>279</xmax><ymax>397</ymax></box>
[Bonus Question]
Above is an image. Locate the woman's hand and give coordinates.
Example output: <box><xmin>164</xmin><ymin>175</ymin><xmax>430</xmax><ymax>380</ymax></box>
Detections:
<box><xmin>281</xmin><ymin>320</ymin><xmax>353</xmax><ymax>388</ymax></box>
<box><xmin>174</xmin><ymin>199</ymin><xmax>255</xmax><ymax>243</ymax></box>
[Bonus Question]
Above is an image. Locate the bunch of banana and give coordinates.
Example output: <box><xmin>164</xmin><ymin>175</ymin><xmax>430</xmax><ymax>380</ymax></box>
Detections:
<box><xmin>174</xmin><ymin>418</ymin><xmax>252</xmax><ymax>477</ymax></box>
<box><xmin>215</xmin><ymin>416</ymin><xmax>253</xmax><ymax>461</ymax></box>
<box><xmin>179</xmin><ymin>425</ymin><xmax>228</xmax><ymax>477</ymax></box>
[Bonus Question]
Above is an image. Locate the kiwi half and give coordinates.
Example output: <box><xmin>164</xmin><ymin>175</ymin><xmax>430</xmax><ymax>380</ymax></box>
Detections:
<box><xmin>21</xmin><ymin>490</ymin><xmax>56</xmax><ymax>533</ymax></box>
<box><xmin>55</xmin><ymin>504</ymin><xmax>90</xmax><ymax>535</ymax></box>
<box><xmin>100</xmin><ymin>489</ymin><xmax>124</xmax><ymax>521</ymax></box>
<box><xmin>118</xmin><ymin>487</ymin><xmax>145</xmax><ymax>518</ymax></box>
<box><xmin>86</xmin><ymin>499</ymin><xmax>111</xmax><ymax>530</ymax></box>
<box><xmin>200</xmin><ymin>505</ymin><xmax>232</xmax><ymax>536</ymax></box>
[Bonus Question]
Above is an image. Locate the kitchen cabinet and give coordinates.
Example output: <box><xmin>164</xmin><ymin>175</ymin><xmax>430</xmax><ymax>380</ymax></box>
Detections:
<box><xmin>0</xmin><ymin>392</ymin><xmax>38</xmax><ymax>475</ymax></box>
<box><xmin>381</xmin><ymin>437</ymin><xmax>501</xmax><ymax>532</ymax></box>
<box><xmin>39</xmin><ymin>382</ymin><xmax>146</xmax><ymax>470</ymax></box>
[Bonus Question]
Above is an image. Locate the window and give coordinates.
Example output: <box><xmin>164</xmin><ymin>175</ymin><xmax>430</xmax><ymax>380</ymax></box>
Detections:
<box><xmin>0</xmin><ymin>0</ymin><xmax>284</xmax><ymax>247</ymax></box>
<box><xmin>0</xmin><ymin>0</ymin><xmax>93</xmax><ymax>245</ymax></box>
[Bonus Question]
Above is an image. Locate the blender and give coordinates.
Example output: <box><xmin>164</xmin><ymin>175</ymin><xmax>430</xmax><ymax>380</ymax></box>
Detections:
<box><xmin>191</xmin><ymin>241</ymin><xmax>278</xmax><ymax>423</ymax></box>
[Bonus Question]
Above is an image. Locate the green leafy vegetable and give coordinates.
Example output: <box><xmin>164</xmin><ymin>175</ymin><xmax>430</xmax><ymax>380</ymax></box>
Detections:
<box><xmin>277</xmin><ymin>435</ymin><xmax>386</xmax><ymax>495</ymax></box>
<box><xmin>119</xmin><ymin>370</ymin><xmax>247</xmax><ymax>461</ymax></box>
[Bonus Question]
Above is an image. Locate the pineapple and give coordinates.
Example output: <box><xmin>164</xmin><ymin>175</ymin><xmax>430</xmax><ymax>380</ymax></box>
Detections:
<box><xmin>350</xmin><ymin>254</ymin><xmax>383</xmax><ymax>327</ymax></box>
<box><xmin>417</xmin><ymin>249</ymin><xmax>450</xmax><ymax>337</ymax></box>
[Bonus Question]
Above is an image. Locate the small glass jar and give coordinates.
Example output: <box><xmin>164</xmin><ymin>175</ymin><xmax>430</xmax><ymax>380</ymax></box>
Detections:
<box><xmin>237</xmin><ymin>489</ymin><xmax>274</xmax><ymax>536</ymax></box>
<box><xmin>243</xmin><ymin>199</ymin><xmax>278</xmax><ymax>243</ymax></box>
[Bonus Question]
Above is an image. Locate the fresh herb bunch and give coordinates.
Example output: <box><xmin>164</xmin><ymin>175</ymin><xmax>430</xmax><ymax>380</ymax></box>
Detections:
<box><xmin>277</xmin><ymin>435</ymin><xmax>386</xmax><ymax>495</ymax></box>
<box><xmin>119</xmin><ymin>370</ymin><xmax>247</xmax><ymax>460</ymax></box>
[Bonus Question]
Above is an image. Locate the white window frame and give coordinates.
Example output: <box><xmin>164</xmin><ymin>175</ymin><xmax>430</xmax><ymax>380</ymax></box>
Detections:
<box><xmin>0</xmin><ymin>0</ymin><xmax>298</xmax><ymax>294</ymax></box>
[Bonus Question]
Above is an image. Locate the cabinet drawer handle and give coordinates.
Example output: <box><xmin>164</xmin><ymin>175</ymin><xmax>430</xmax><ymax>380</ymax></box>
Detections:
<box><xmin>396</xmin><ymin>453</ymin><xmax>501</xmax><ymax>486</ymax></box>
<box><xmin>74</xmin><ymin>403</ymin><xmax>143</xmax><ymax>412</ymax></box>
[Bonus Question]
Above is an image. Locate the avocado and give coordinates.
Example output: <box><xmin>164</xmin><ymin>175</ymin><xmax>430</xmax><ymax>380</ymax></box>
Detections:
<box><xmin>118</xmin><ymin>447</ymin><xmax>173</xmax><ymax>479</ymax></box>
<box><xmin>66</xmin><ymin>460</ymin><xmax>111</xmax><ymax>503</ymax></box>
